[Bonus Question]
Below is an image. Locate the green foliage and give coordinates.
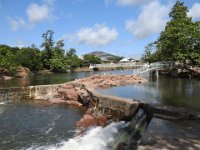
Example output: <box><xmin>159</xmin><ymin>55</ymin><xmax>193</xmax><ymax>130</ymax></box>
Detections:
<box><xmin>0</xmin><ymin>30</ymin><xmax>87</xmax><ymax>73</ymax></box>
<box><xmin>65</xmin><ymin>48</ymin><xmax>82</xmax><ymax>69</ymax></box>
<box><xmin>0</xmin><ymin>45</ymin><xmax>19</xmax><ymax>69</ymax></box>
<box><xmin>40</xmin><ymin>30</ymin><xmax>70</xmax><ymax>72</ymax></box>
<box><xmin>15</xmin><ymin>47</ymin><xmax>43</xmax><ymax>71</ymax></box>
<box><xmin>144</xmin><ymin>1</ymin><xmax>200</xmax><ymax>65</ymax></box>
<box><xmin>142</xmin><ymin>42</ymin><xmax>158</xmax><ymax>63</ymax></box>
<box><xmin>41</xmin><ymin>30</ymin><xmax>55</xmax><ymax>69</ymax></box>
<box><xmin>83</xmin><ymin>54</ymin><xmax>101</xmax><ymax>66</ymax></box>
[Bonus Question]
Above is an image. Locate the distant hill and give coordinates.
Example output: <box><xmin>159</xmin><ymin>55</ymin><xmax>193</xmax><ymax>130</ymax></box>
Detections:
<box><xmin>84</xmin><ymin>51</ymin><xmax>122</xmax><ymax>61</ymax></box>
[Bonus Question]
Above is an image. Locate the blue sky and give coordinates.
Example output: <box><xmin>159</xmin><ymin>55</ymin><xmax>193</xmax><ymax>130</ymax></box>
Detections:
<box><xmin>0</xmin><ymin>0</ymin><xmax>200</xmax><ymax>58</ymax></box>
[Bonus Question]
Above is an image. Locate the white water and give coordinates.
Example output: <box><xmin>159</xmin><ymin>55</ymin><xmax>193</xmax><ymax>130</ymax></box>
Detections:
<box><xmin>28</xmin><ymin>122</ymin><xmax>126</xmax><ymax>150</ymax></box>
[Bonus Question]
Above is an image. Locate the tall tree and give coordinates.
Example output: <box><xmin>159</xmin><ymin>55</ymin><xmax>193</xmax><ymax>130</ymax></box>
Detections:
<box><xmin>157</xmin><ymin>1</ymin><xmax>200</xmax><ymax>64</ymax></box>
<box><xmin>65</xmin><ymin>48</ymin><xmax>82</xmax><ymax>69</ymax></box>
<box><xmin>41</xmin><ymin>30</ymin><xmax>55</xmax><ymax>69</ymax></box>
<box><xmin>142</xmin><ymin>42</ymin><xmax>157</xmax><ymax>63</ymax></box>
<box><xmin>49</xmin><ymin>39</ymin><xmax>67</xmax><ymax>72</ymax></box>
<box><xmin>54</xmin><ymin>40</ymin><xmax>65</xmax><ymax>58</ymax></box>
<box><xmin>0</xmin><ymin>45</ymin><xmax>19</xmax><ymax>69</ymax></box>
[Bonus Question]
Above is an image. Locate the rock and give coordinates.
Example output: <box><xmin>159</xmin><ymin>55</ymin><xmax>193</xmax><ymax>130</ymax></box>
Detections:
<box><xmin>58</xmin><ymin>87</ymin><xmax>79</xmax><ymax>101</ymax></box>
<box><xmin>76</xmin><ymin>114</ymin><xmax>108</xmax><ymax>128</ymax></box>
<box><xmin>48</xmin><ymin>98</ymin><xmax>83</xmax><ymax>107</ymax></box>
<box><xmin>0</xmin><ymin>68</ymin><xmax>10</xmax><ymax>77</ymax></box>
<box><xmin>1</xmin><ymin>76</ymin><xmax>12</xmax><ymax>80</ymax></box>
<box><xmin>96</xmin><ymin>115</ymin><xmax>107</xmax><ymax>126</ymax></box>
<box><xmin>15</xmin><ymin>67</ymin><xmax>31</xmax><ymax>78</ymax></box>
<box><xmin>62</xmin><ymin>84</ymin><xmax>74</xmax><ymax>89</ymax></box>
<box><xmin>65</xmin><ymin>100</ymin><xmax>83</xmax><ymax>107</ymax></box>
<box><xmin>38</xmin><ymin>69</ymin><xmax>53</xmax><ymax>75</ymax></box>
<box><xmin>76</xmin><ymin>114</ymin><xmax>97</xmax><ymax>128</ymax></box>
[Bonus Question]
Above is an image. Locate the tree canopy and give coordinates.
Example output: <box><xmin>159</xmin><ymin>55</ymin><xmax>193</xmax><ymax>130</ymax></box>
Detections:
<box><xmin>143</xmin><ymin>1</ymin><xmax>200</xmax><ymax>65</ymax></box>
<box><xmin>0</xmin><ymin>30</ymin><xmax>87</xmax><ymax>73</ymax></box>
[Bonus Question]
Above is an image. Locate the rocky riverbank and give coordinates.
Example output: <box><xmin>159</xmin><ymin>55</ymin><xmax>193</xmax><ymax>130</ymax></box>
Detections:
<box><xmin>159</xmin><ymin>66</ymin><xmax>200</xmax><ymax>79</ymax></box>
<box><xmin>41</xmin><ymin>75</ymin><xmax>147</xmax><ymax>128</ymax></box>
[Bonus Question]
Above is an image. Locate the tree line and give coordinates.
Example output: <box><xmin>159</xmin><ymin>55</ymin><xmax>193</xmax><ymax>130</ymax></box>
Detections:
<box><xmin>142</xmin><ymin>1</ymin><xmax>200</xmax><ymax>65</ymax></box>
<box><xmin>0</xmin><ymin>30</ymin><xmax>101</xmax><ymax>74</ymax></box>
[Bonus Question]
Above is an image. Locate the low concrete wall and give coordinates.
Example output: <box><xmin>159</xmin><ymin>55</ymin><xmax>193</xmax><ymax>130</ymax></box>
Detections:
<box><xmin>89</xmin><ymin>90</ymin><xmax>140</xmax><ymax>120</ymax></box>
<box><xmin>0</xmin><ymin>83</ymin><xmax>140</xmax><ymax>121</ymax></box>
<box><xmin>0</xmin><ymin>84</ymin><xmax>62</xmax><ymax>101</ymax></box>
<box><xmin>0</xmin><ymin>87</ymin><xmax>34</xmax><ymax>101</ymax></box>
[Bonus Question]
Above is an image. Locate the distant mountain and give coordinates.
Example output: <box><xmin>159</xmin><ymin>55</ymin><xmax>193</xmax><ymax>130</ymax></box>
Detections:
<box><xmin>84</xmin><ymin>51</ymin><xmax>122</xmax><ymax>60</ymax></box>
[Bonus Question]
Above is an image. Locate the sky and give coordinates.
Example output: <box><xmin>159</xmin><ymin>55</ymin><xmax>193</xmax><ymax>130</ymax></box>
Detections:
<box><xmin>0</xmin><ymin>0</ymin><xmax>200</xmax><ymax>59</ymax></box>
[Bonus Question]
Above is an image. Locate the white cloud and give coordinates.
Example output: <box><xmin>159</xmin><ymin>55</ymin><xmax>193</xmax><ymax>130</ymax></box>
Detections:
<box><xmin>105</xmin><ymin>0</ymin><xmax>154</xmax><ymax>6</ymax></box>
<box><xmin>8</xmin><ymin>0</ymin><xmax>56</xmax><ymax>31</ymax></box>
<box><xmin>188</xmin><ymin>3</ymin><xmax>200</xmax><ymax>19</ymax></box>
<box><xmin>15</xmin><ymin>40</ymin><xmax>27</xmax><ymax>48</ymax></box>
<box><xmin>117</xmin><ymin>0</ymin><xmax>153</xmax><ymax>6</ymax></box>
<box><xmin>8</xmin><ymin>17</ymin><xmax>26</xmax><ymax>31</ymax></box>
<box><xmin>26</xmin><ymin>3</ymin><xmax>50</xmax><ymax>24</ymax></box>
<box><xmin>66</xmin><ymin>24</ymin><xmax>118</xmax><ymax>46</ymax></box>
<box><xmin>125</xmin><ymin>0</ymin><xmax>169</xmax><ymax>39</ymax></box>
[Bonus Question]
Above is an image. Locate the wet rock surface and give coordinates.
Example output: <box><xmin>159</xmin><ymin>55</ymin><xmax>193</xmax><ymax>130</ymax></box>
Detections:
<box><xmin>15</xmin><ymin>67</ymin><xmax>31</xmax><ymax>78</ymax></box>
<box><xmin>41</xmin><ymin>75</ymin><xmax>145</xmax><ymax>129</ymax></box>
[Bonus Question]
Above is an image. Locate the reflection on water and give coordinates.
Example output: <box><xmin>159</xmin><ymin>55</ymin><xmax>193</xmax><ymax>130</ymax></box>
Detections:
<box><xmin>0</xmin><ymin>101</ymin><xmax>84</xmax><ymax>150</ymax></box>
<box><xmin>98</xmin><ymin>76</ymin><xmax>200</xmax><ymax>111</ymax></box>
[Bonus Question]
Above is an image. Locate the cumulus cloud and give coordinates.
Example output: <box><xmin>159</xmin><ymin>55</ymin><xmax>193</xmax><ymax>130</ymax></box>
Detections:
<box><xmin>125</xmin><ymin>0</ymin><xmax>169</xmax><ymax>39</ymax></box>
<box><xmin>8</xmin><ymin>0</ymin><xmax>56</xmax><ymax>31</ymax></box>
<box><xmin>8</xmin><ymin>17</ymin><xmax>26</xmax><ymax>31</ymax></box>
<box><xmin>26</xmin><ymin>3</ymin><xmax>50</xmax><ymax>24</ymax></box>
<box><xmin>105</xmin><ymin>0</ymin><xmax>154</xmax><ymax>6</ymax></box>
<box><xmin>188</xmin><ymin>3</ymin><xmax>200</xmax><ymax>19</ymax></box>
<box><xmin>117</xmin><ymin>0</ymin><xmax>153</xmax><ymax>6</ymax></box>
<box><xmin>66</xmin><ymin>24</ymin><xmax>118</xmax><ymax>46</ymax></box>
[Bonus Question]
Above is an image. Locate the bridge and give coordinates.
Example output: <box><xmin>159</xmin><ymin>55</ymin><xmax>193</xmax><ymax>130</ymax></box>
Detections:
<box><xmin>89</xmin><ymin>62</ymin><xmax>168</xmax><ymax>77</ymax></box>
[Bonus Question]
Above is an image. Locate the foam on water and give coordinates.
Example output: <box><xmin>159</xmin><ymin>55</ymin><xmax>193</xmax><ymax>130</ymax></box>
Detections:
<box><xmin>28</xmin><ymin>121</ymin><xmax>126</xmax><ymax>150</ymax></box>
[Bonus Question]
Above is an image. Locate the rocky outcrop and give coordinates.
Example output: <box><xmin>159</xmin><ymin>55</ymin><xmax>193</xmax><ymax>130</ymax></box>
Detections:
<box><xmin>0</xmin><ymin>68</ymin><xmax>12</xmax><ymax>80</ymax></box>
<box><xmin>37</xmin><ymin>75</ymin><xmax>146</xmax><ymax>128</ymax></box>
<box><xmin>0</xmin><ymin>68</ymin><xmax>10</xmax><ymax>76</ymax></box>
<box><xmin>15</xmin><ymin>67</ymin><xmax>31</xmax><ymax>78</ymax></box>
<box><xmin>76</xmin><ymin>114</ymin><xmax>108</xmax><ymax>128</ymax></box>
<box><xmin>71</xmin><ymin>75</ymin><xmax>147</xmax><ymax>89</ymax></box>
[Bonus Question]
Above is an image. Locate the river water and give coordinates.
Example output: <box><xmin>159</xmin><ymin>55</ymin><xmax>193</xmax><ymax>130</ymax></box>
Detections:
<box><xmin>0</xmin><ymin>70</ymin><xmax>200</xmax><ymax>149</ymax></box>
<box><xmin>98</xmin><ymin>75</ymin><xmax>200</xmax><ymax>111</ymax></box>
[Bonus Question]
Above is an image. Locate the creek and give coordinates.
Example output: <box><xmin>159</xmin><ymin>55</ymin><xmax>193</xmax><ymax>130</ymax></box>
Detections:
<box><xmin>0</xmin><ymin>70</ymin><xmax>200</xmax><ymax>149</ymax></box>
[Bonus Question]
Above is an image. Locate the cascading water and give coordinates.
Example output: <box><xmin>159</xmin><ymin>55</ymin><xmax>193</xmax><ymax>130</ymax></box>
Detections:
<box><xmin>27</xmin><ymin>122</ymin><xmax>127</xmax><ymax>150</ymax></box>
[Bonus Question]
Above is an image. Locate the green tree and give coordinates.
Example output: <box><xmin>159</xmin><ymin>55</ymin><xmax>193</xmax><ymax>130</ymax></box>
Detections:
<box><xmin>142</xmin><ymin>42</ymin><xmax>157</xmax><ymax>63</ymax></box>
<box><xmin>0</xmin><ymin>45</ymin><xmax>19</xmax><ymax>69</ymax></box>
<box><xmin>65</xmin><ymin>48</ymin><xmax>82</xmax><ymax>69</ymax></box>
<box><xmin>15</xmin><ymin>47</ymin><xmax>42</xmax><ymax>71</ymax></box>
<box><xmin>157</xmin><ymin>1</ymin><xmax>200</xmax><ymax>64</ymax></box>
<box><xmin>41</xmin><ymin>30</ymin><xmax>55</xmax><ymax>69</ymax></box>
<box><xmin>54</xmin><ymin>40</ymin><xmax>65</xmax><ymax>57</ymax></box>
<box><xmin>49</xmin><ymin>40</ymin><xmax>67</xmax><ymax>72</ymax></box>
<box><xmin>83</xmin><ymin>55</ymin><xmax>101</xmax><ymax>66</ymax></box>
